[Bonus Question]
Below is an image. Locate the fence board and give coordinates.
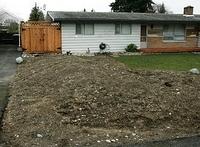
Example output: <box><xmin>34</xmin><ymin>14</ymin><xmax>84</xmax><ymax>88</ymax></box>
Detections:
<box><xmin>21</xmin><ymin>21</ymin><xmax>61</xmax><ymax>53</ymax></box>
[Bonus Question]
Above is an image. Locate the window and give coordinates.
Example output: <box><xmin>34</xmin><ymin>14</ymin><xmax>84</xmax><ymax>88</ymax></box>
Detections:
<box><xmin>163</xmin><ymin>25</ymin><xmax>185</xmax><ymax>41</ymax></box>
<box><xmin>76</xmin><ymin>24</ymin><xmax>84</xmax><ymax>34</ymax></box>
<box><xmin>115</xmin><ymin>24</ymin><xmax>132</xmax><ymax>35</ymax></box>
<box><xmin>85</xmin><ymin>24</ymin><xmax>94</xmax><ymax>35</ymax></box>
<box><xmin>186</xmin><ymin>28</ymin><xmax>198</xmax><ymax>37</ymax></box>
<box><xmin>148</xmin><ymin>25</ymin><xmax>163</xmax><ymax>36</ymax></box>
<box><xmin>76</xmin><ymin>24</ymin><xmax>94</xmax><ymax>35</ymax></box>
<box><xmin>115</xmin><ymin>24</ymin><xmax>121</xmax><ymax>34</ymax></box>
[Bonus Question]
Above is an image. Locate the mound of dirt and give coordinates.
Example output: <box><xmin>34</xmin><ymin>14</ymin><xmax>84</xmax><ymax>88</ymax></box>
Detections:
<box><xmin>2</xmin><ymin>55</ymin><xmax>200</xmax><ymax>147</ymax></box>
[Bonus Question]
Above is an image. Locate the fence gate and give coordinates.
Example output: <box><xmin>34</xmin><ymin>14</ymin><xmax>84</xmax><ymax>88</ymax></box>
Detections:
<box><xmin>21</xmin><ymin>22</ymin><xmax>61</xmax><ymax>53</ymax></box>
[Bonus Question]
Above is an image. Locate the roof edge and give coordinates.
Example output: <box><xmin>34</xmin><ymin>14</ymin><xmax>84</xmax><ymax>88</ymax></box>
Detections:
<box><xmin>47</xmin><ymin>11</ymin><xmax>54</xmax><ymax>21</ymax></box>
<box><xmin>48</xmin><ymin>11</ymin><xmax>200</xmax><ymax>23</ymax></box>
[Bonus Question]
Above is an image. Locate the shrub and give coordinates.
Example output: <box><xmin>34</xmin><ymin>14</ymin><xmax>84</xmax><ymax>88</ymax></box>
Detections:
<box><xmin>125</xmin><ymin>44</ymin><xmax>138</xmax><ymax>52</ymax></box>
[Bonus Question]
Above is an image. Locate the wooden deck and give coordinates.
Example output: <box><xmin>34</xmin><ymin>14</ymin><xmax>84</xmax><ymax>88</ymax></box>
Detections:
<box><xmin>140</xmin><ymin>47</ymin><xmax>200</xmax><ymax>53</ymax></box>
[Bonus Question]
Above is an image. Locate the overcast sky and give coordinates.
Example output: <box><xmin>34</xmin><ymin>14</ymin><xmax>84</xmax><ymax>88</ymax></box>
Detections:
<box><xmin>0</xmin><ymin>0</ymin><xmax>200</xmax><ymax>20</ymax></box>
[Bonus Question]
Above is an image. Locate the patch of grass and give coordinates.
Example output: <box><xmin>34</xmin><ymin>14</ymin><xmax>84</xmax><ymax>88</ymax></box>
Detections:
<box><xmin>115</xmin><ymin>53</ymin><xmax>200</xmax><ymax>71</ymax></box>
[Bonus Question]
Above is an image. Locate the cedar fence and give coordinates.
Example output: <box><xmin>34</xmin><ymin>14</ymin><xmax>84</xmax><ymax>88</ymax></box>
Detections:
<box><xmin>21</xmin><ymin>21</ymin><xmax>61</xmax><ymax>53</ymax></box>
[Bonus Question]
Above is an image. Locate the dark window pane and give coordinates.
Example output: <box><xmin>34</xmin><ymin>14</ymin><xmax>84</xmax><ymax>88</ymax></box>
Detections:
<box><xmin>76</xmin><ymin>24</ymin><xmax>82</xmax><ymax>34</ymax></box>
<box><xmin>115</xmin><ymin>24</ymin><xmax>120</xmax><ymax>34</ymax></box>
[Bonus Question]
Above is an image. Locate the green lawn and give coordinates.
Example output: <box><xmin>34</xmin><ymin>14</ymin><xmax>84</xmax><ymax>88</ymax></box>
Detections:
<box><xmin>115</xmin><ymin>53</ymin><xmax>200</xmax><ymax>71</ymax></box>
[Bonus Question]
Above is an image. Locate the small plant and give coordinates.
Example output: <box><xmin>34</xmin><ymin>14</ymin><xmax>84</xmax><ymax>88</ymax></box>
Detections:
<box><xmin>125</xmin><ymin>44</ymin><xmax>138</xmax><ymax>52</ymax></box>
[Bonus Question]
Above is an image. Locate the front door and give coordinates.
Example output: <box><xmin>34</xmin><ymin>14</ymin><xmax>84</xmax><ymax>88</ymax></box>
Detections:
<box><xmin>140</xmin><ymin>25</ymin><xmax>147</xmax><ymax>48</ymax></box>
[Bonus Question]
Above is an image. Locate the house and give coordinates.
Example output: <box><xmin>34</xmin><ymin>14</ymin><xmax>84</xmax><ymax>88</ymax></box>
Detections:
<box><xmin>0</xmin><ymin>9</ymin><xmax>21</xmax><ymax>44</ymax></box>
<box><xmin>47</xmin><ymin>6</ymin><xmax>200</xmax><ymax>53</ymax></box>
<box><xmin>0</xmin><ymin>9</ymin><xmax>21</xmax><ymax>28</ymax></box>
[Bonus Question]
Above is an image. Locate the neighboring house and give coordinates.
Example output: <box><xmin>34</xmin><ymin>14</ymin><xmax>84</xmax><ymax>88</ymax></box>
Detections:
<box><xmin>0</xmin><ymin>9</ymin><xmax>21</xmax><ymax>44</ymax></box>
<box><xmin>47</xmin><ymin>6</ymin><xmax>200</xmax><ymax>53</ymax></box>
<box><xmin>0</xmin><ymin>9</ymin><xmax>21</xmax><ymax>25</ymax></box>
<box><xmin>0</xmin><ymin>9</ymin><xmax>21</xmax><ymax>33</ymax></box>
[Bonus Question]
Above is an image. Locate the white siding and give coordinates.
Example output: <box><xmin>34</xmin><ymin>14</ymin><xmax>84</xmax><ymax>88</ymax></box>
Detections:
<box><xmin>62</xmin><ymin>23</ymin><xmax>141</xmax><ymax>53</ymax></box>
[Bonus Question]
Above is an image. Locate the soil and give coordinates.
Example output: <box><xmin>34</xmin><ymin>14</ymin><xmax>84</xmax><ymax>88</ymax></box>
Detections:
<box><xmin>1</xmin><ymin>55</ymin><xmax>200</xmax><ymax>147</ymax></box>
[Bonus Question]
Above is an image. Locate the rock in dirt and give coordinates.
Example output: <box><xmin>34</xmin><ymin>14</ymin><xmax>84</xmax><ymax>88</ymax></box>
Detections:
<box><xmin>105</xmin><ymin>139</ymin><xmax>111</xmax><ymax>143</ymax></box>
<box><xmin>36</xmin><ymin>134</ymin><xmax>43</xmax><ymax>138</ymax></box>
<box><xmin>189</xmin><ymin>68</ymin><xmax>200</xmax><ymax>74</ymax></box>
<box><xmin>16</xmin><ymin>57</ymin><xmax>23</xmax><ymax>64</ymax></box>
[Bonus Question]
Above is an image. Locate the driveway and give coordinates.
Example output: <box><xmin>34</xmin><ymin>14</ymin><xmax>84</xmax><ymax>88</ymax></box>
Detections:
<box><xmin>0</xmin><ymin>45</ymin><xmax>20</xmax><ymax>120</ymax></box>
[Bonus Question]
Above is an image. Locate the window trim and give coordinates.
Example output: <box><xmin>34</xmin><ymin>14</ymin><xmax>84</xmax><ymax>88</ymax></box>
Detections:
<box><xmin>115</xmin><ymin>24</ymin><xmax>132</xmax><ymax>35</ymax></box>
<box><xmin>76</xmin><ymin>24</ymin><xmax>94</xmax><ymax>35</ymax></box>
<box><xmin>163</xmin><ymin>24</ymin><xmax>186</xmax><ymax>42</ymax></box>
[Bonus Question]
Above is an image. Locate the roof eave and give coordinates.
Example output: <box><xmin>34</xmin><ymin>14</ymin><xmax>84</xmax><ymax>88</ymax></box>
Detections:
<box><xmin>53</xmin><ymin>18</ymin><xmax>200</xmax><ymax>24</ymax></box>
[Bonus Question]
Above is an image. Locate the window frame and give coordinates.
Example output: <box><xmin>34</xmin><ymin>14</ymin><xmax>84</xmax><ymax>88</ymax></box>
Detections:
<box><xmin>76</xmin><ymin>24</ymin><xmax>94</xmax><ymax>35</ymax></box>
<box><xmin>115</xmin><ymin>24</ymin><xmax>132</xmax><ymax>35</ymax></box>
<box><xmin>163</xmin><ymin>24</ymin><xmax>186</xmax><ymax>42</ymax></box>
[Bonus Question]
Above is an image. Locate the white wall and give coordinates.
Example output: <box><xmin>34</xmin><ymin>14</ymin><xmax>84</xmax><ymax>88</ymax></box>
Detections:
<box><xmin>61</xmin><ymin>23</ymin><xmax>141</xmax><ymax>54</ymax></box>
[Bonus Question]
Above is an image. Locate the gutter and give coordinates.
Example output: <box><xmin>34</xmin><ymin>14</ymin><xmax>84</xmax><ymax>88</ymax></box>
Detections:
<box><xmin>53</xmin><ymin>18</ymin><xmax>200</xmax><ymax>25</ymax></box>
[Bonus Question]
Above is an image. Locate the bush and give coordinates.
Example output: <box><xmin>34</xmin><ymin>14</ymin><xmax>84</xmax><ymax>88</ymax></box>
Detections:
<box><xmin>125</xmin><ymin>44</ymin><xmax>138</xmax><ymax>52</ymax></box>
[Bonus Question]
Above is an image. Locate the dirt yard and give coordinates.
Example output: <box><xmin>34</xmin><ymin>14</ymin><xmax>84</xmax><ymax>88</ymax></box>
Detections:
<box><xmin>2</xmin><ymin>55</ymin><xmax>200</xmax><ymax>146</ymax></box>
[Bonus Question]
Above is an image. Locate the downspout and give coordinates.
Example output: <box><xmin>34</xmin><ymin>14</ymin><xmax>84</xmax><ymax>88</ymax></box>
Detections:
<box><xmin>17</xmin><ymin>21</ymin><xmax>22</xmax><ymax>51</ymax></box>
<box><xmin>18</xmin><ymin>22</ymin><xmax>20</xmax><ymax>47</ymax></box>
